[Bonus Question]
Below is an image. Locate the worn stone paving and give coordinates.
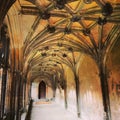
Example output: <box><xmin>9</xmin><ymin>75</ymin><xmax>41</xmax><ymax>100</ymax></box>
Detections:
<box><xmin>30</xmin><ymin>101</ymin><xmax>81</xmax><ymax>120</ymax></box>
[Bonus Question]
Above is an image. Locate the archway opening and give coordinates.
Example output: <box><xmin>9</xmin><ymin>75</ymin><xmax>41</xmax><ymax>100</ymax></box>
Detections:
<box><xmin>38</xmin><ymin>81</ymin><xmax>46</xmax><ymax>99</ymax></box>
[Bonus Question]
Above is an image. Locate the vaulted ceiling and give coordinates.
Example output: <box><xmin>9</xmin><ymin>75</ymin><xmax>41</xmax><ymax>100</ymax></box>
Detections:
<box><xmin>2</xmin><ymin>0</ymin><xmax>120</xmax><ymax>85</ymax></box>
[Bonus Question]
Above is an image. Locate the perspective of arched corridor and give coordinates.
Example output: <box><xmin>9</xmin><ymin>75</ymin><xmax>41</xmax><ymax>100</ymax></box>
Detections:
<box><xmin>0</xmin><ymin>0</ymin><xmax>120</xmax><ymax>120</ymax></box>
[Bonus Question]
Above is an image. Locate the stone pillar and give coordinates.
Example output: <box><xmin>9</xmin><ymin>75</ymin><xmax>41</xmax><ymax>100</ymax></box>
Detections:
<box><xmin>98</xmin><ymin>62</ymin><xmax>111</xmax><ymax>120</ymax></box>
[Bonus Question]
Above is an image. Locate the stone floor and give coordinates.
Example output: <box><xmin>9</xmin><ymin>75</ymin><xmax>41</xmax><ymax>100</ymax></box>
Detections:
<box><xmin>30</xmin><ymin>101</ymin><xmax>81</xmax><ymax>120</ymax></box>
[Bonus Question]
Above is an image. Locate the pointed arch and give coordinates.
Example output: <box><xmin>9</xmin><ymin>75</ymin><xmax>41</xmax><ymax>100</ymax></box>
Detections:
<box><xmin>38</xmin><ymin>81</ymin><xmax>46</xmax><ymax>99</ymax></box>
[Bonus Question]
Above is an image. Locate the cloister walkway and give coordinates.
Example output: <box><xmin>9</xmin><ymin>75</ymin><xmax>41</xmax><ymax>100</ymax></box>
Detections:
<box><xmin>30</xmin><ymin>100</ymin><xmax>81</xmax><ymax>120</ymax></box>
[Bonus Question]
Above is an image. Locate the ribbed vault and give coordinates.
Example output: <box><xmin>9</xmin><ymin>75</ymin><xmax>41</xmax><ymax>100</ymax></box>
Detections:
<box><xmin>6</xmin><ymin>0</ymin><xmax>120</xmax><ymax>84</ymax></box>
<box><xmin>0</xmin><ymin>0</ymin><xmax>120</xmax><ymax>120</ymax></box>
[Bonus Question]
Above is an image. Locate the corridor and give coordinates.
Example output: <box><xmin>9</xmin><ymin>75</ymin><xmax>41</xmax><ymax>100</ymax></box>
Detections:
<box><xmin>30</xmin><ymin>101</ymin><xmax>80</xmax><ymax>120</ymax></box>
<box><xmin>0</xmin><ymin>1</ymin><xmax>120</xmax><ymax>120</ymax></box>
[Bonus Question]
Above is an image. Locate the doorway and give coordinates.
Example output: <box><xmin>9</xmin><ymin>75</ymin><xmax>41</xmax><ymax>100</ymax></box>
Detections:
<box><xmin>38</xmin><ymin>81</ymin><xmax>46</xmax><ymax>99</ymax></box>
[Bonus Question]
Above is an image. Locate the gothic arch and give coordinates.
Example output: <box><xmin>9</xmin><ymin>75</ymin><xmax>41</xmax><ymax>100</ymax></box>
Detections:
<box><xmin>38</xmin><ymin>81</ymin><xmax>46</xmax><ymax>99</ymax></box>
